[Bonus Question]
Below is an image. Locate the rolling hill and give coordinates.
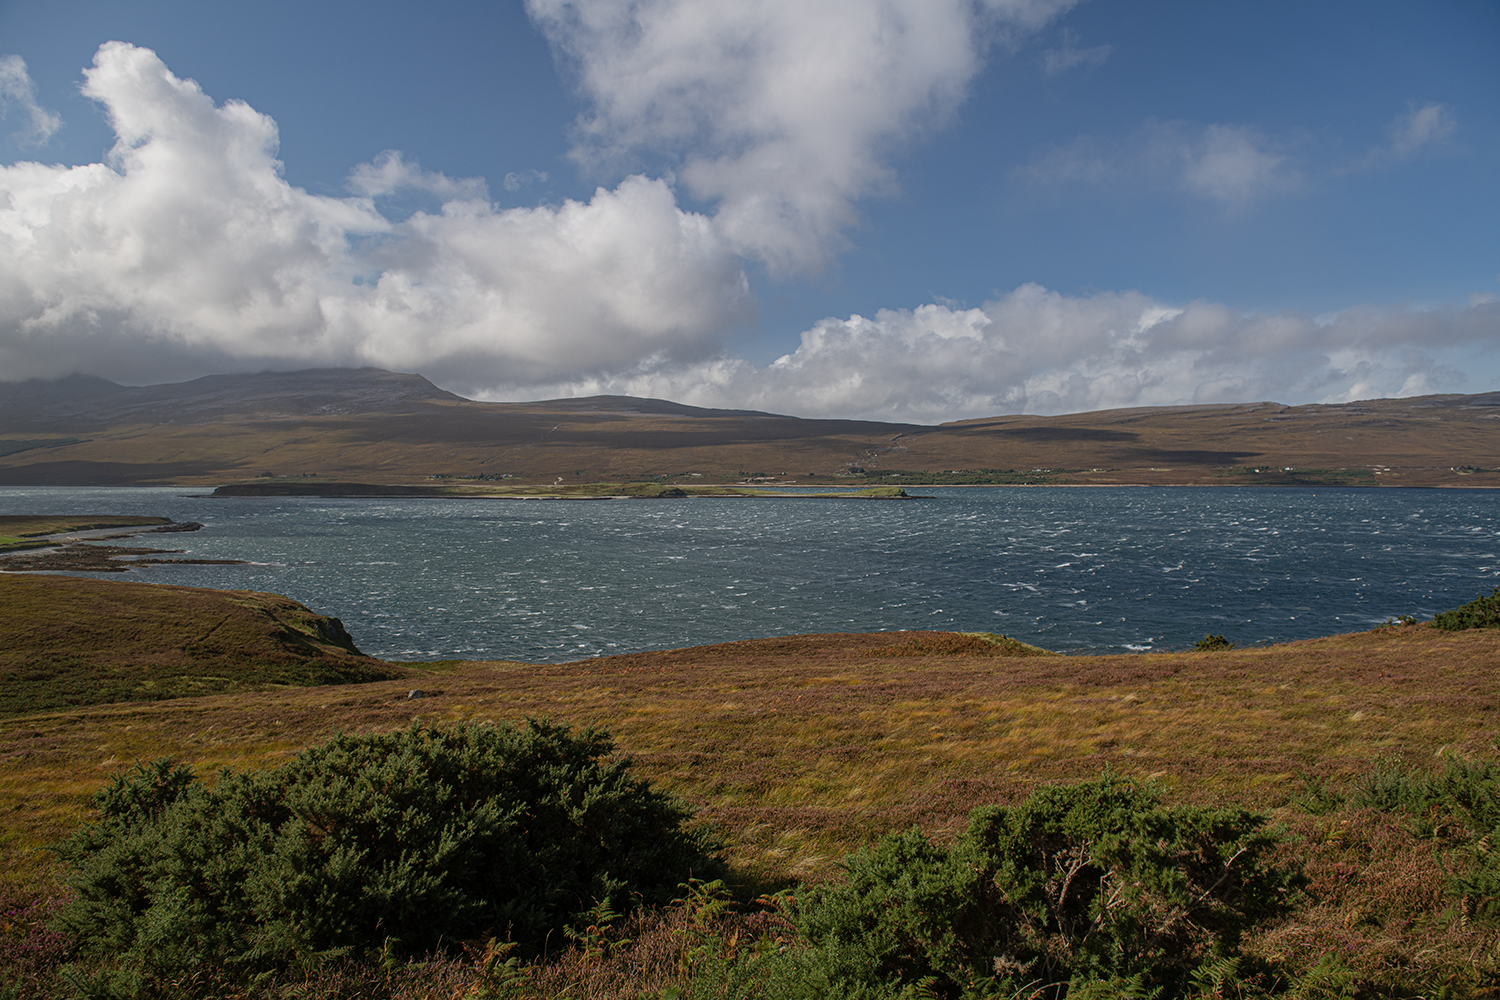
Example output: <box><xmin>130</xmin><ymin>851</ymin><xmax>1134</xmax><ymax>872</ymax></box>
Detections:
<box><xmin>1</xmin><ymin>367</ymin><xmax>1496</xmax><ymax>487</ymax></box>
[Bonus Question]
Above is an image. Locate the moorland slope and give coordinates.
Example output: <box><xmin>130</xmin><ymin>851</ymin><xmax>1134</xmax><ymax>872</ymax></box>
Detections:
<box><xmin>4</xmin><ymin>576</ymin><xmax>1500</xmax><ymax>997</ymax></box>
<box><xmin>0</xmin><ymin>574</ymin><xmax>409</xmax><ymax>717</ymax></box>
<box><xmin>2</xmin><ymin>596</ymin><xmax>1494</xmax><ymax>889</ymax></box>
<box><xmin>1</xmin><ymin>367</ymin><xmax>1497</xmax><ymax>486</ymax></box>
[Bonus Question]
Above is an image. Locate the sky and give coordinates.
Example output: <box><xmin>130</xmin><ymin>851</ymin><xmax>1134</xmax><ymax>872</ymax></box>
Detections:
<box><xmin>0</xmin><ymin>0</ymin><xmax>1496</xmax><ymax>422</ymax></box>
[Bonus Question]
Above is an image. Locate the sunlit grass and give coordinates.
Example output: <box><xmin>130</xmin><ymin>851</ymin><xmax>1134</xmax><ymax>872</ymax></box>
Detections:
<box><xmin>3</xmin><ymin>622</ymin><xmax>1495</xmax><ymax>894</ymax></box>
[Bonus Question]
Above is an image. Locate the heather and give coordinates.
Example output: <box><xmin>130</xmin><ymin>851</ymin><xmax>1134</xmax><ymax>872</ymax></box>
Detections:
<box><xmin>3</xmin><ymin>586</ymin><xmax>1500</xmax><ymax>996</ymax></box>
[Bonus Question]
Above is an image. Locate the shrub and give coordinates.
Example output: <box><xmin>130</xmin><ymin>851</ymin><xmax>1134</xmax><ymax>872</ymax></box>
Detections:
<box><xmin>52</xmin><ymin>720</ymin><xmax>722</xmax><ymax>987</ymax></box>
<box><xmin>1347</xmin><ymin>756</ymin><xmax>1500</xmax><ymax>838</ymax></box>
<box><xmin>1345</xmin><ymin>754</ymin><xmax>1500</xmax><ymax>923</ymax></box>
<box><xmin>780</xmin><ymin>775</ymin><xmax>1300</xmax><ymax>998</ymax></box>
<box><xmin>1194</xmin><ymin>634</ymin><xmax>1233</xmax><ymax>651</ymax></box>
<box><xmin>1432</xmin><ymin>586</ymin><xmax>1500</xmax><ymax>631</ymax></box>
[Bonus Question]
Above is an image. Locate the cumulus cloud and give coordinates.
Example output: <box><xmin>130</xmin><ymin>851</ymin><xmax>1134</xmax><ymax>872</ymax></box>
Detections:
<box><xmin>526</xmin><ymin>0</ymin><xmax>1077</xmax><ymax>273</ymax></box>
<box><xmin>479</xmin><ymin>286</ymin><xmax>1500</xmax><ymax>422</ymax></box>
<box><xmin>1023</xmin><ymin>120</ymin><xmax>1297</xmax><ymax>207</ymax></box>
<box><xmin>502</xmin><ymin>169</ymin><xmax>548</xmax><ymax>193</ymax></box>
<box><xmin>0</xmin><ymin>43</ymin><xmax>749</xmax><ymax>387</ymax></box>
<box><xmin>1335</xmin><ymin>101</ymin><xmax>1460</xmax><ymax>175</ymax></box>
<box><xmin>1175</xmin><ymin>124</ymin><xmax>1293</xmax><ymax>206</ymax></box>
<box><xmin>1041</xmin><ymin>103</ymin><xmax>1460</xmax><ymax>201</ymax></box>
<box><xmin>0</xmin><ymin>54</ymin><xmax>62</xmax><ymax>147</ymax></box>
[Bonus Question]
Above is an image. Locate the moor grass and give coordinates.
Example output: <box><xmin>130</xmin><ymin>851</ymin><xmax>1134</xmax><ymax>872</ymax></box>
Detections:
<box><xmin>2</xmin><ymin>621</ymin><xmax>1496</xmax><ymax>896</ymax></box>
<box><xmin>0</xmin><ymin>574</ymin><xmax>409</xmax><ymax>719</ymax></box>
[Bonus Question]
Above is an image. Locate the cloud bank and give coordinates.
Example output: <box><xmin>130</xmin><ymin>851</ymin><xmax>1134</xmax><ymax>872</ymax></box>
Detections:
<box><xmin>479</xmin><ymin>286</ymin><xmax>1500</xmax><ymax>422</ymax></box>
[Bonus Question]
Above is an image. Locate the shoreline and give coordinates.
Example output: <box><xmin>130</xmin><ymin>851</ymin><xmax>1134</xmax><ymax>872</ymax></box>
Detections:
<box><xmin>193</xmin><ymin>482</ymin><xmax>1498</xmax><ymax>497</ymax></box>
<box><xmin>203</xmin><ymin>482</ymin><xmax>923</xmax><ymax>500</ymax></box>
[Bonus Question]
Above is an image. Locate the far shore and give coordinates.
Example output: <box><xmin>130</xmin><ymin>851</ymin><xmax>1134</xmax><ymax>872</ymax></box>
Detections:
<box><xmin>204</xmin><ymin>481</ymin><xmax>923</xmax><ymax>500</ymax></box>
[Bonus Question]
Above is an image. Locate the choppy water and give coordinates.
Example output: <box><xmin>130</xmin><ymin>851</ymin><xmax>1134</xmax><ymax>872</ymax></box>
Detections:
<box><xmin>1</xmin><ymin>485</ymin><xmax>1496</xmax><ymax>661</ymax></box>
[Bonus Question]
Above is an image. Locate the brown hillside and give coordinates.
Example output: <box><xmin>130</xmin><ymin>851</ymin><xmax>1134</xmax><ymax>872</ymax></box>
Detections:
<box><xmin>0</xmin><ymin>574</ymin><xmax>410</xmax><ymax>716</ymax></box>
<box><xmin>1</xmin><ymin>369</ymin><xmax>1497</xmax><ymax>486</ymax></box>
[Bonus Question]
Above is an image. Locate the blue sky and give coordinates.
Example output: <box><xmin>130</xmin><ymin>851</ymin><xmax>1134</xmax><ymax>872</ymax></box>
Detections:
<box><xmin>0</xmin><ymin>0</ymin><xmax>1495</xmax><ymax>420</ymax></box>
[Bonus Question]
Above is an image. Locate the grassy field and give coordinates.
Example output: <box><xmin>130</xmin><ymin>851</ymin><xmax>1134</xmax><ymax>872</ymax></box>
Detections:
<box><xmin>3</xmin><ymin>618</ymin><xmax>1494</xmax><ymax>895</ymax></box>
<box><xmin>2</xmin><ymin>567</ymin><xmax>1499</xmax><ymax>995</ymax></box>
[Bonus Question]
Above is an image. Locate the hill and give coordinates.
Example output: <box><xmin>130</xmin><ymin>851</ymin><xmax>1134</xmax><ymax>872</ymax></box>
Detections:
<box><xmin>0</xmin><ymin>574</ymin><xmax>410</xmax><ymax>717</ymax></box>
<box><xmin>1</xmin><ymin>368</ymin><xmax>1497</xmax><ymax>486</ymax></box>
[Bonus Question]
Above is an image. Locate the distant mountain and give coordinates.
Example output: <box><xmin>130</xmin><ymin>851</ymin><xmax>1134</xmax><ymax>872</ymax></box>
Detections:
<box><xmin>0</xmin><ymin>368</ymin><xmax>465</xmax><ymax>430</ymax></box>
<box><xmin>1</xmin><ymin>368</ymin><xmax>1497</xmax><ymax>488</ymax></box>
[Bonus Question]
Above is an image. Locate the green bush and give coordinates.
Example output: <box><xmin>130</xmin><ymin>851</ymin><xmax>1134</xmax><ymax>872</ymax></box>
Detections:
<box><xmin>1193</xmin><ymin>634</ymin><xmax>1233</xmax><ymax>651</ymax></box>
<box><xmin>780</xmin><ymin>775</ymin><xmax>1299</xmax><ymax>998</ymax></box>
<box><xmin>53</xmin><ymin>720</ymin><xmax>722</xmax><ymax>987</ymax></box>
<box><xmin>1347</xmin><ymin>756</ymin><xmax>1500</xmax><ymax>836</ymax></box>
<box><xmin>1432</xmin><ymin>586</ymin><xmax>1500</xmax><ymax>631</ymax></box>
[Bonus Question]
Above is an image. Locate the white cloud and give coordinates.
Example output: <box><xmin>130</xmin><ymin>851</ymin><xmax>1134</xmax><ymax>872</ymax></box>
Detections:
<box><xmin>1176</xmin><ymin>124</ymin><xmax>1292</xmax><ymax>206</ymax></box>
<box><xmin>0</xmin><ymin>43</ymin><xmax>749</xmax><ymax>387</ymax></box>
<box><xmin>1023</xmin><ymin>120</ymin><xmax>1297</xmax><ymax>208</ymax></box>
<box><xmin>526</xmin><ymin>0</ymin><xmax>1077</xmax><ymax>273</ymax></box>
<box><xmin>1336</xmin><ymin>101</ymin><xmax>1461</xmax><ymax>175</ymax></box>
<box><xmin>1389</xmin><ymin>101</ymin><xmax>1457</xmax><ymax>157</ymax></box>
<box><xmin>502</xmin><ymin>169</ymin><xmax>548</xmax><ymax>193</ymax></box>
<box><xmin>346</xmin><ymin>149</ymin><xmax>489</xmax><ymax>201</ymax></box>
<box><xmin>0</xmin><ymin>54</ymin><xmax>62</xmax><ymax>147</ymax></box>
<box><xmin>478</xmin><ymin>286</ymin><xmax>1500</xmax><ymax>422</ymax></box>
<box><xmin>1042</xmin><ymin>28</ymin><xmax>1110</xmax><ymax>75</ymax></box>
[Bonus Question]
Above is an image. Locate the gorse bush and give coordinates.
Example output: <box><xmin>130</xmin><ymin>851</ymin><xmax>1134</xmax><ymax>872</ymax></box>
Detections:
<box><xmin>1348</xmin><ymin>756</ymin><xmax>1500</xmax><ymax>837</ymax></box>
<box><xmin>1432</xmin><ymin>585</ymin><xmax>1500</xmax><ymax>631</ymax></box>
<box><xmin>53</xmin><ymin>720</ymin><xmax>722</xmax><ymax>989</ymax></box>
<box><xmin>1193</xmin><ymin>634</ymin><xmax>1233</xmax><ymax>651</ymax></box>
<box><xmin>692</xmin><ymin>775</ymin><xmax>1301</xmax><ymax>999</ymax></box>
